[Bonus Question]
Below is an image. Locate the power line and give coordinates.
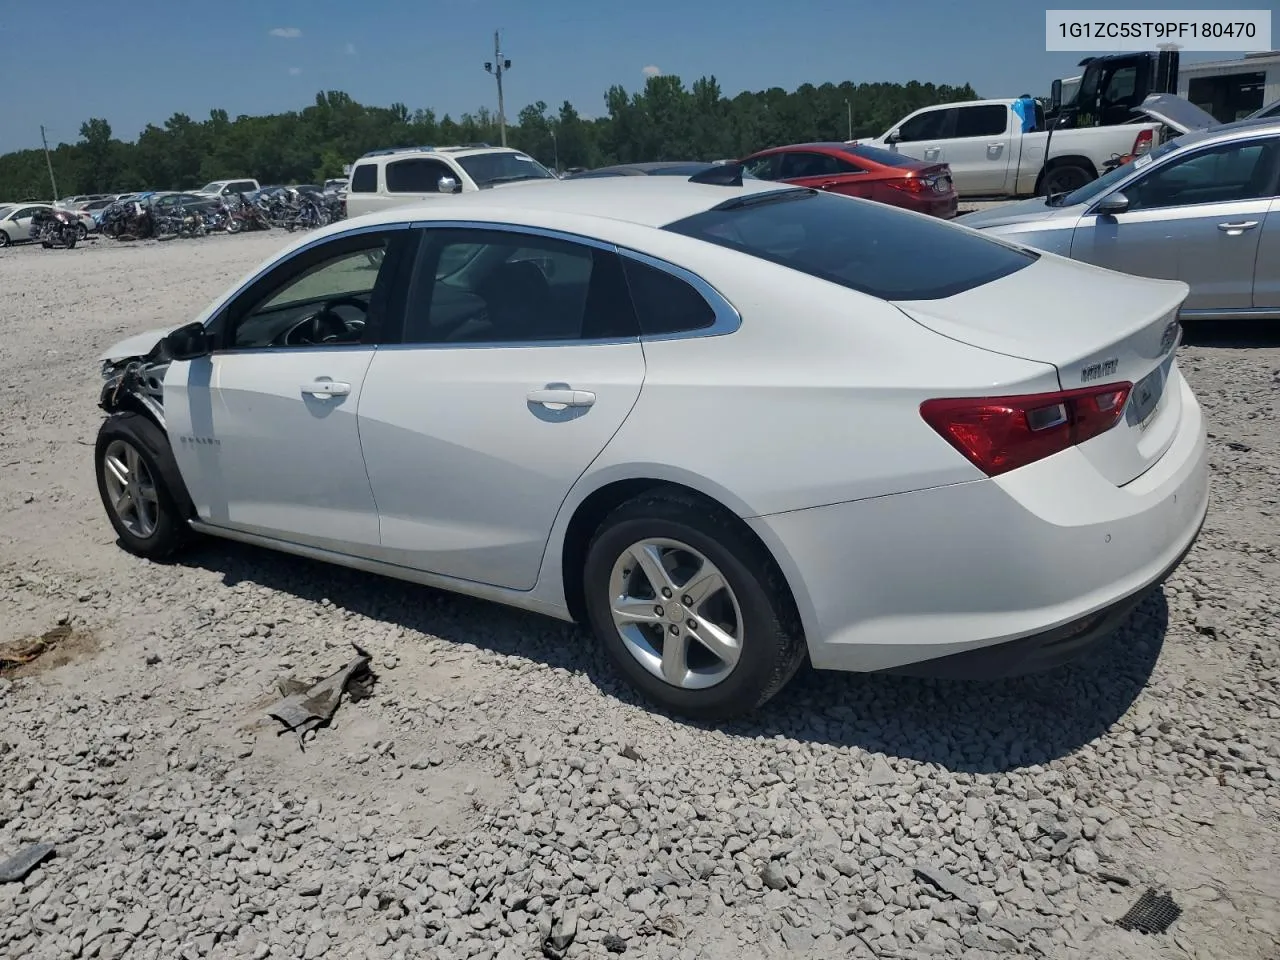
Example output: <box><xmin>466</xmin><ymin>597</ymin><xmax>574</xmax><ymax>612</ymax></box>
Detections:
<box><xmin>483</xmin><ymin>30</ymin><xmax>512</xmax><ymax>146</ymax></box>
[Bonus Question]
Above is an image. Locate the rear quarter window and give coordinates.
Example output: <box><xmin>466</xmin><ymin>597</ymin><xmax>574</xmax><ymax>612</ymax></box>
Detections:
<box><xmin>350</xmin><ymin>163</ymin><xmax>377</xmax><ymax>193</ymax></box>
<box><xmin>664</xmin><ymin>190</ymin><xmax>1036</xmax><ymax>301</ymax></box>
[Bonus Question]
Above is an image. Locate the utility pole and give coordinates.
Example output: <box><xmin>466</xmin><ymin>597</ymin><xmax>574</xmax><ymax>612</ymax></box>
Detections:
<box><xmin>483</xmin><ymin>31</ymin><xmax>512</xmax><ymax>147</ymax></box>
<box><xmin>844</xmin><ymin>99</ymin><xmax>852</xmax><ymax>141</ymax></box>
<box><xmin>40</xmin><ymin>125</ymin><xmax>59</xmax><ymax>201</ymax></box>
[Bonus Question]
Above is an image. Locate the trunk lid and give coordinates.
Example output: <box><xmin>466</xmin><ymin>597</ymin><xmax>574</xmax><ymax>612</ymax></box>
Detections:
<box><xmin>1132</xmin><ymin>93</ymin><xmax>1219</xmax><ymax>134</ymax></box>
<box><xmin>894</xmin><ymin>254</ymin><xmax>1187</xmax><ymax>486</ymax></box>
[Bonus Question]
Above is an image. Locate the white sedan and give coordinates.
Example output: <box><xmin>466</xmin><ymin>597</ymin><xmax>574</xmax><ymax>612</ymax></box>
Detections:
<box><xmin>92</xmin><ymin>169</ymin><xmax>1209</xmax><ymax>720</ymax></box>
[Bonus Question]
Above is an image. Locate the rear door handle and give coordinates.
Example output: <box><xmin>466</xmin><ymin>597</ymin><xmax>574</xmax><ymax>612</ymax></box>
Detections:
<box><xmin>527</xmin><ymin>388</ymin><xmax>595</xmax><ymax>408</ymax></box>
<box><xmin>301</xmin><ymin>381</ymin><xmax>351</xmax><ymax>397</ymax></box>
<box><xmin>1218</xmin><ymin>221</ymin><xmax>1259</xmax><ymax>234</ymax></box>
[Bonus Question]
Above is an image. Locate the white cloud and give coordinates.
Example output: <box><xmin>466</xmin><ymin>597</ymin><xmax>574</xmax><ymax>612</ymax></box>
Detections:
<box><xmin>344</xmin><ymin>42</ymin><xmax>357</xmax><ymax>56</ymax></box>
<box><xmin>641</xmin><ymin>64</ymin><xmax>661</xmax><ymax>78</ymax></box>
<box><xmin>288</xmin><ymin>66</ymin><xmax>303</xmax><ymax>76</ymax></box>
<box><xmin>269</xmin><ymin>26</ymin><xmax>302</xmax><ymax>38</ymax></box>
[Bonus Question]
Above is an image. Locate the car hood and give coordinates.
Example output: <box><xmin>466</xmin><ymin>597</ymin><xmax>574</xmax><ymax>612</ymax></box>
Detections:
<box><xmin>1132</xmin><ymin>93</ymin><xmax>1218</xmax><ymax>134</ymax></box>
<box><xmin>99</xmin><ymin>325</ymin><xmax>180</xmax><ymax>362</ymax></box>
<box><xmin>955</xmin><ymin>196</ymin><xmax>1078</xmax><ymax>230</ymax></box>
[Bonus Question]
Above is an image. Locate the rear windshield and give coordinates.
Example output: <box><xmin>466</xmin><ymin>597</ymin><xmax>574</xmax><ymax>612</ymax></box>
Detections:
<box><xmin>844</xmin><ymin>144</ymin><xmax>927</xmax><ymax>168</ymax></box>
<box><xmin>664</xmin><ymin>189</ymin><xmax>1036</xmax><ymax>301</ymax></box>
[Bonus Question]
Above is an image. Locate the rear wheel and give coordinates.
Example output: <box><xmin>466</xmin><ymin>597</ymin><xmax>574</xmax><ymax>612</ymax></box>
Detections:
<box><xmin>95</xmin><ymin>413</ymin><xmax>192</xmax><ymax>560</ymax></box>
<box><xmin>0</xmin><ymin>231</ymin><xmax>10</xmax><ymax>248</ymax></box>
<box><xmin>582</xmin><ymin>491</ymin><xmax>805</xmax><ymax>721</ymax></box>
<box><xmin>77</xmin><ymin>223</ymin><xmax>88</xmax><ymax>240</ymax></box>
<box><xmin>1041</xmin><ymin>163</ymin><xmax>1092</xmax><ymax>195</ymax></box>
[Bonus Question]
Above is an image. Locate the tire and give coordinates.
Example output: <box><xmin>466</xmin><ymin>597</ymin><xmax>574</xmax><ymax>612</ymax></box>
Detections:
<box><xmin>582</xmin><ymin>490</ymin><xmax>805</xmax><ymax>721</ymax></box>
<box><xmin>94</xmin><ymin>412</ymin><xmax>193</xmax><ymax>560</ymax></box>
<box><xmin>77</xmin><ymin>223</ymin><xmax>88</xmax><ymax>240</ymax></box>
<box><xmin>1041</xmin><ymin>163</ymin><xmax>1092</xmax><ymax>195</ymax></box>
<box><xmin>65</xmin><ymin>233</ymin><xmax>77</xmax><ymax>250</ymax></box>
<box><xmin>227</xmin><ymin>218</ymin><xmax>243</xmax><ymax>234</ymax></box>
<box><xmin>0</xmin><ymin>231</ymin><xmax>9</xmax><ymax>247</ymax></box>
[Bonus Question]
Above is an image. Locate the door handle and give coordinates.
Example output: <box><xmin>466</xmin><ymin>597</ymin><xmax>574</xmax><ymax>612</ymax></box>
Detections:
<box><xmin>527</xmin><ymin>388</ymin><xmax>595</xmax><ymax>408</ymax></box>
<box><xmin>1217</xmin><ymin>221</ymin><xmax>1259</xmax><ymax>234</ymax></box>
<box><xmin>301</xmin><ymin>381</ymin><xmax>351</xmax><ymax>397</ymax></box>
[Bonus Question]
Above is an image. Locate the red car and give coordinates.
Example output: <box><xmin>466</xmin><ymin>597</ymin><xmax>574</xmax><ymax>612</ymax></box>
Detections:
<box><xmin>741</xmin><ymin>142</ymin><xmax>958</xmax><ymax>218</ymax></box>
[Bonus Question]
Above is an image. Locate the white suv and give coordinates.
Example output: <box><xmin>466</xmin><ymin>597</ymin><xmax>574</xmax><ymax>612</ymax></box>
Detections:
<box><xmin>345</xmin><ymin>145</ymin><xmax>557</xmax><ymax>218</ymax></box>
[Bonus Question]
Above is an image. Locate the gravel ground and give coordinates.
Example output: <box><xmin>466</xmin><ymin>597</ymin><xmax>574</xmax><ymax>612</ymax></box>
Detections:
<box><xmin>1</xmin><ymin>232</ymin><xmax>1278</xmax><ymax>960</ymax></box>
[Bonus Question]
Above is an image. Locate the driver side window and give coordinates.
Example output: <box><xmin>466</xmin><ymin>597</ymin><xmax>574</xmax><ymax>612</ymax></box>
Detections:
<box><xmin>227</xmin><ymin>233</ymin><xmax>395</xmax><ymax>350</ymax></box>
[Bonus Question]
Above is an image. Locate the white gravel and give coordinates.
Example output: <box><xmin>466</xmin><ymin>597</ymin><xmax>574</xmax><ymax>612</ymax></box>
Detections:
<box><xmin>1</xmin><ymin>233</ymin><xmax>1279</xmax><ymax>960</ymax></box>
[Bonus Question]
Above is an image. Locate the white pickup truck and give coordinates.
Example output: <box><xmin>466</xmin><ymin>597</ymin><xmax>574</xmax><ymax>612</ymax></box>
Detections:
<box><xmin>864</xmin><ymin>99</ymin><xmax>1163</xmax><ymax>198</ymax></box>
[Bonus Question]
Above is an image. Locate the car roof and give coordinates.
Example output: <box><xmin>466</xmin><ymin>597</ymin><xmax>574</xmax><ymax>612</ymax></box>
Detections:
<box><xmin>353</xmin><ymin>145</ymin><xmax>527</xmax><ymax>163</ymax></box>
<box><xmin>342</xmin><ymin>175</ymin><xmax>794</xmax><ymax>231</ymax></box>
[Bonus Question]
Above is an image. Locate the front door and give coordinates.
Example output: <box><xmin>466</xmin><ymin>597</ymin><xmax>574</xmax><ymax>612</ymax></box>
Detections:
<box><xmin>166</xmin><ymin>227</ymin><xmax>411</xmax><ymax>553</ymax></box>
<box><xmin>1071</xmin><ymin>136</ymin><xmax>1280</xmax><ymax>312</ymax></box>
<box><xmin>357</xmin><ymin>225</ymin><xmax>646</xmax><ymax>590</ymax></box>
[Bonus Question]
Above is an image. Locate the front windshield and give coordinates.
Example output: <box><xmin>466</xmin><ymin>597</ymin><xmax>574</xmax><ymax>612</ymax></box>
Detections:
<box><xmin>198</xmin><ymin>182</ymin><xmax>222</xmax><ymax>193</ymax></box>
<box><xmin>456</xmin><ymin>151</ymin><xmax>556</xmax><ymax>187</ymax></box>
<box><xmin>1058</xmin><ymin>137</ymin><xmax>1183</xmax><ymax>206</ymax></box>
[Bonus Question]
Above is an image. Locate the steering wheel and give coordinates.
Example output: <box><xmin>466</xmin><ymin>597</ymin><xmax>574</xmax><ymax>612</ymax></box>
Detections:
<box><xmin>281</xmin><ymin>295</ymin><xmax>369</xmax><ymax>346</ymax></box>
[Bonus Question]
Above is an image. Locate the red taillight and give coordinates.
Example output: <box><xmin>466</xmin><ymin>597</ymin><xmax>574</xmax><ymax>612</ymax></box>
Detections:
<box><xmin>888</xmin><ymin>177</ymin><xmax>930</xmax><ymax>194</ymax></box>
<box><xmin>1132</xmin><ymin>128</ymin><xmax>1154</xmax><ymax>156</ymax></box>
<box><xmin>920</xmin><ymin>383</ymin><xmax>1132</xmax><ymax>477</ymax></box>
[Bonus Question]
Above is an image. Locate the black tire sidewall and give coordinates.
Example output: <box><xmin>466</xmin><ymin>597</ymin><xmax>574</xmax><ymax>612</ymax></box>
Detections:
<box><xmin>94</xmin><ymin>413</ymin><xmax>190</xmax><ymax>559</ymax></box>
<box><xmin>583</xmin><ymin>503</ymin><xmax>791</xmax><ymax>719</ymax></box>
<box><xmin>1044</xmin><ymin>165</ymin><xmax>1090</xmax><ymax>195</ymax></box>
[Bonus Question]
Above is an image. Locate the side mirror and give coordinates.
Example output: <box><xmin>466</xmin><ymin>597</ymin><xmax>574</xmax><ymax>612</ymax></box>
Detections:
<box><xmin>162</xmin><ymin>321</ymin><xmax>212</xmax><ymax>361</ymax></box>
<box><xmin>437</xmin><ymin>175</ymin><xmax>461</xmax><ymax>194</ymax></box>
<box><xmin>1050</xmin><ymin>79</ymin><xmax>1063</xmax><ymax>113</ymax></box>
<box><xmin>885</xmin><ymin>131</ymin><xmax>902</xmax><ymax>145</ymax></box>
<box><xmin>1095</xmin><ymin>192</ymin><xmax>1130</xmax><ymax>216</ymax></box>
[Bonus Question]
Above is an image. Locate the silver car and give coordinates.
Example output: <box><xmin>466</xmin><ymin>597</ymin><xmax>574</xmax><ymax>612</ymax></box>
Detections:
<box><xmin>958</xmin><ymin>100</ymin><xmax>1280</xmax><ymax>322</ymax></box>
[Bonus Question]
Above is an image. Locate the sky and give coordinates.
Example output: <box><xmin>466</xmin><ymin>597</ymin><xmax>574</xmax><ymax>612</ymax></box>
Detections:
<box><xmin>0</xmin><ymin>0</ymin><xmax>1262</xmax><ymax>154</ymax></box>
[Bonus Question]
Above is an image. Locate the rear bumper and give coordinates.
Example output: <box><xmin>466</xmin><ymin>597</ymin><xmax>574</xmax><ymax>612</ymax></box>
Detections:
<box><xmin>747</xmin><ymin>373</ymin><xmax>1209</xmax><ymax>676</ymax></box>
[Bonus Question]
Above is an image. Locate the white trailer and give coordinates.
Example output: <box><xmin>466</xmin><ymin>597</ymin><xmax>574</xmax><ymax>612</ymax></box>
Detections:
<box><xmin>1177</xmin><ymin>51</ymin><xmax>1280</xmax><ymax>122</ymax></box>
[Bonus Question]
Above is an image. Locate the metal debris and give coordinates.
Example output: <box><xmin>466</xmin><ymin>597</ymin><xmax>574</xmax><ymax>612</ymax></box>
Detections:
<box><xmin>1116</xmin><ymin>888</ymin><xmax>1182</xmax><ymax>935</ymax></box>
<box><xmin>0</xmin><ymin>843</ymin><xmax>56</xmax><ymax>883</ymax></box>
<box><xmin>266</xmin><ymin>644</ymin><xmax>376</xmax><ymax>750</ymax></box>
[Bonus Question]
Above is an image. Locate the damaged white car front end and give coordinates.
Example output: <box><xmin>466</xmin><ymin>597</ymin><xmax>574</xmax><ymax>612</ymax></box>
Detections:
<box><xmin>97</xmin><ymin>323</ymin><xmax>205</xmax><ymax>429</ymax></box>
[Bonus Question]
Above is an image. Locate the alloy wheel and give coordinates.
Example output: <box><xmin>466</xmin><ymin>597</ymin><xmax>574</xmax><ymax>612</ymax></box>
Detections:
<box><xmin>101</xmin><ymin>439</ymin><xmax>160</xmax><ymax>538</ymax></box>
<box><xmin>608</xmin><ymin>537</ymin><xmax>743</xmax><ymax>689</ymax></box>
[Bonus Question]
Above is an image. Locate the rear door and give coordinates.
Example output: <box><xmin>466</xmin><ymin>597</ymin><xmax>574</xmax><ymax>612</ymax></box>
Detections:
<box><xmin>936</xmin><ymin>104</ymin><xmax>1015</xmax><ymax>195</ymax></box>
<box><xmin>356</xmin><ymin>224</ymin><xmax>646</xmax><ymax>590</ymax></box>
<box><xmin>776</xmin><ymin>150</ymin><xmax>871</xmax><ymax>197</ymax></box>
<box><xmin>1071</xmin><ymin>134</ymin><xmax>1280</xmax><ymax>312</ymax></box>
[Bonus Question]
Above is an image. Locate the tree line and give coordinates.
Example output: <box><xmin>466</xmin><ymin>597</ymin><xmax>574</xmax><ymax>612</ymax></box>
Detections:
<box><xmin>0</xmin><ymin>75</ymin><xmax>979</xmax><ymax>200</ymax></box>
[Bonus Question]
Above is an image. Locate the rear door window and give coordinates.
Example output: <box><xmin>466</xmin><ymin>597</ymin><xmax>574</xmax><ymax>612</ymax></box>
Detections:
<box><xmin>664</xmin><ymin>189</ymin><xmax>1036</xmax><ymax>301</ymax></box>
<box><xmin>952</xmin><ymin>104</ymin><xmax>1010</xmax><ymax>138</ymax></box>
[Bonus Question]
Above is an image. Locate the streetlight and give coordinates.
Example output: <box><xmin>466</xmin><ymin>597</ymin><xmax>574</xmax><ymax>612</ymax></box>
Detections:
<box><xmin>843</xmin><ymin>99</ymin><xmax>852</xmax><ymax>141</ymax></box>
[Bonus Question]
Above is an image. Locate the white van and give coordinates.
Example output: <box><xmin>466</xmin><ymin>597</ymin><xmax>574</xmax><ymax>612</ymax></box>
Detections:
<box><xmin>344</xmin><ymin>145</ymin><xmax>558</xmax><ymax>218</ymax></box>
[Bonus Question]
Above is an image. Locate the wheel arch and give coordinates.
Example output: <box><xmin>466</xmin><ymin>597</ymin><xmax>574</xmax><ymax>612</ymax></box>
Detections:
<box><xmin>553</xmin><ymin>467</ymin><xmax>807</xmax><ymax>644</ymax></box>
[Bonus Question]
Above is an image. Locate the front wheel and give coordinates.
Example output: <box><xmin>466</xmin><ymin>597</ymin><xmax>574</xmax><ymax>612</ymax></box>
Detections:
<box><xmin>95</xmin><ymin>412</ymin><xmax>192</xmax><ymax>560</ymax></box>
<box><xmin>582</xmin><ymin>490</ymin><xmax>805</xmax><ymax>721</ymax></box>
<box><xmin>77</xmin><ymin>223</ymin><xmax>88</xmax><ymax>240</ymax></box>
